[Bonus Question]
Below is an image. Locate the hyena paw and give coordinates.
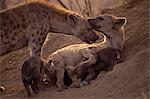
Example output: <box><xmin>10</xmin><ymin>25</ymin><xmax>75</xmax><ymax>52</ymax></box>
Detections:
<box><xmin>70</xmin><ymin>82</ymin><xmax>81</xmax><ymax>88</ymax></box>
<box><xmin>80</xmin><ymin>81</ymin><xmax>90</xmax><ymax>87</ymax></box>
<box><xmin>58</xmin><ymin>86</ymin><xmax>68</xmax><ymax>92</ymax></box>
<box><xmin>33</xmin><ymin>90</ymin><xmax>39</xmax><ymax>94</ymax></box>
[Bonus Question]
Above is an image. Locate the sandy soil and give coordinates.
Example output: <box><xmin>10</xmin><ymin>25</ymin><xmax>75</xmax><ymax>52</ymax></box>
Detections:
<box><xmin>0</xmin><ymin>0</ymin><xmax>149</xmax><ymax>99</ymax></box>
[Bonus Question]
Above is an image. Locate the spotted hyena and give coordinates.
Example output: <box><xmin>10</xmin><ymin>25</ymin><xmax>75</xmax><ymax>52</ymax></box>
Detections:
<box><xmin>0</xmin><ymin>0</ymin><xmax>99</xmax><ymax>57</ymax></box>
<box><xmin>21</xmin><ymin>56</ymin><xmax>51</xmax><ymax>96</ymax></box>
<box><xmin>47</xmin><ymin>14</ymin><xmax>127</xmax><ymax>90</ymax></box>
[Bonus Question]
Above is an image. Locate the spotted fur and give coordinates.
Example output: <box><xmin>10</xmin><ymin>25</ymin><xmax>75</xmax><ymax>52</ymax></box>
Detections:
<box><xmin>47</xmin><ymin>14</ymin><xmax>127</xmax><ymax>90</ymax></box>
<box><xmin>0</xmin><ymin>0</ymin><xmax>99</xmax><ymax>56</ymax></box>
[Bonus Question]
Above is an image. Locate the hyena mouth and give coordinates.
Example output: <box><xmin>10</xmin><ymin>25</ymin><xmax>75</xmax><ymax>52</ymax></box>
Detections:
<box><xmin>83</xmin><ymin>34</ymin><xmax>99</xmax><ymax>44</ymax></box>
<box><xmin>82</xmin><ymin>37</ymin><xmax>94</xmax><ymax>44</ymax></box>
<box><xmin>92</xmin><ymin>25</ymin><xmax>101</xmax><ymax>30</ymax></box>
<box><xmin>86</xmin><ymin>39</ymin><xmax>93</xmax><ymax>44</ymax></box>
<box><xmin>95</xmin><ymin>32</ymin><xmax>105</xmax><ymax>43</ymax></box>
<box><xmin>88</xmin><ymin>38</ymin><xmax>98</xmax><ymax>44</ymax></box>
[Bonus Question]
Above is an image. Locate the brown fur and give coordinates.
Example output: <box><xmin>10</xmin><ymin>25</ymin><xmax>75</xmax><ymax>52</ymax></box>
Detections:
<box><xmin>77</xmin><ymin>14</ymin><xmax>127</xmax><ymax>84</ymax></box>
<box><xmin>0</xmin><ymin>0</ymin><xmax>99</xmax><ymax>57</ymax></box>
<box><xmin>21</xmin><ymin>56</ymin><xmax>51</xmax><ymax>96</ymax></box>
<box><xmin>77</xmin><ymin>47</ymin><xmax>122</xmax><ymax>83</ymax></box>
<box><xmin>47</xmin><ymin>14</ymin><xmax>127</xmax><ymax>90</ymax></box>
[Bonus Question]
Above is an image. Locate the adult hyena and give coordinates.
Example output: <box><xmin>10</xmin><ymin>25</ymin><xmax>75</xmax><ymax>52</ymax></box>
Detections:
<box><xmin>0</xmin><ymin>0</ymin><xmax>99</xmax><ymax>56</ymax></box>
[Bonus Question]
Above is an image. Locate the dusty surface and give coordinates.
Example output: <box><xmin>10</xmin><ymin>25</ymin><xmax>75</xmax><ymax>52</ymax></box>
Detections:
<box><xmin>0</xmin><ymin>0</ymin><xmax>149</xmax><ymax>99</ymax></box>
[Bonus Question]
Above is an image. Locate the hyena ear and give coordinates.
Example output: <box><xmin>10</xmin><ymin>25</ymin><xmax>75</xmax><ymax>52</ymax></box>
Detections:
<box><xmin>67</xmin><ymin>14</ymin><xmax>78</xmax><ymax>27</ymax></box>
<box><xmin>114</xmin><ymin>17</ymin><xmax>127</xmax><ymax>29</ymax></box>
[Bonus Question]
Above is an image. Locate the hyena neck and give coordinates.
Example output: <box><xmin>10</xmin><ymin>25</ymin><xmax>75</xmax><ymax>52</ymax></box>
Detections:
<box><xmin>49</xmin><ymin>15</ymin><xmax>72</xmax><ymax>35</ymax></box>
<box><xmin>28</xmin><ymin>1</ymin><xmax>75</xmax><ymax>35</ymax></box>
<box><xmin>104</xmin><ymin>31</ymin><xmax>124</xmax><ymax>51</ymax></box>
<box><xmin>42</xmin><ymin>2</ymin><xmax>75</xmax><ymax>35</ymax></box>
<box><xmin>92</xmin><ymin>31</ymin><xmax>123</xmax><ymax>53</ymax></box>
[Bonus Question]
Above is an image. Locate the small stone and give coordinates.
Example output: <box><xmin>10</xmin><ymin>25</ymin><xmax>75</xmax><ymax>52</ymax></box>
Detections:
<box><xmin>8</xmin><ymin>60</ymin><xmax>12</xmax><ymax>64</ymax></box>
<box><xmin>0</xmin><ymin>86</ymin><xmax>5</xmax><ymax>92</ymax></box>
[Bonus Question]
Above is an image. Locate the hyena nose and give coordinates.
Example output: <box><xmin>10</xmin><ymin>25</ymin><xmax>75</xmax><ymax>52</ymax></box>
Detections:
<box><xmin>92</xmin><ymin>34</ymin><xmax>99</xmax><ymax>42</ymax></box>
<box><xmin>88</xmin><ymin>34</ymin><xmax>99</xmax><ymax>43</ymax></box>
<box><xmin>95</xmin><ymin>34</ymin><xmax>99</xmax><ymax>40</ymax></box>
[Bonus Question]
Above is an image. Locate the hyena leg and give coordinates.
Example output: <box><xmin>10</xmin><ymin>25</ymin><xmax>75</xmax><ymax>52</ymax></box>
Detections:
<box><xmin>81</xmin><ymin>73</ymin><xmax>95</xmax><ymax>86</ymax></box>
<box><xmin>56</xmin><ymin>68</ymin><xmax>66</xmax><ymax>91</ymax></box>
<box><xmin>39</xmin><ymin>67</ymin><xmax>45</xmax><ymax>90</ymax></box>
<box><xmin>25</xmin><ymin>86</ymin><xmax>31</xmax><ymax>96</ymax></box>
<box><xmin>66</xmin><ymin>66</ymin><xmax>81</xmax><ymax>88</ymax></box>
<box><xmin>81</xmin><ymin>66</ymin><xmax>97</xmax><ymax>86</ymax></box>
<box><xmin>31</xmin><ymin>79</ymin><xmax>39</xmax><ymax>94</ymax></box>
<box><xmin>83</xmin><ymin>73</ymin><xmax>95</xmax><ymax>84</ymax></box>
<box><xmin>28</xmin><ymin>33</ymin><xmax>47</xmax><ymax>57</ymax></box>
<box><xmin>77</xmin><ymin>49</ymin><xmax>97</xmax><ymax>77</ymax></box>
<box><xmin>23</xmin><ymin>81</ymin><xmax>31</xmax><ymax>96</ymax></box>
<box><xmin>29</xmin><ymin>43</ymin><xmax>42</xmax><ymax>57</ymax></box>
<box><xmin>38</xmin><ymin>76</ymin><xmax>45</xmax><ymax>91</ymax></box>
<box><xmin>70</xmin><ymin>75</ymin><xmax>81</xmax><ymax>88</ymax></box>
<box><xmin>53</xmin><ymin>58</ymin><xmax>67</xmax><ymax>91</ymax></box>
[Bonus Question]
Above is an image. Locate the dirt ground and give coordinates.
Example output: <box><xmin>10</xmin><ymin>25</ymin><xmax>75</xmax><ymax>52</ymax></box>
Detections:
<box><xmin>0</xmin><ymin>0</ymin><xmax>149</xmax><ymax>99</ymax></box>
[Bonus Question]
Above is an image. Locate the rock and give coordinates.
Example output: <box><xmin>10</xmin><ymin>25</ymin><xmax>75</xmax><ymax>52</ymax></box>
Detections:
<box><xmin>0</xmin><ymin>86</ymin><xmax>5</xmax><ymax>92</ymax></box>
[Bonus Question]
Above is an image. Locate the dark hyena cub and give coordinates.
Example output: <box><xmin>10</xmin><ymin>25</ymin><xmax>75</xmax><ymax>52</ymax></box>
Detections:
<box><xmin>21</xmin><ymin>56</ymin><xmax>49</xmax><ymax>96</ymax></box>
<box><xmin>78</xmin><ymin>47</ymin><xmax>122</xmax><ymax>85</ymax></box>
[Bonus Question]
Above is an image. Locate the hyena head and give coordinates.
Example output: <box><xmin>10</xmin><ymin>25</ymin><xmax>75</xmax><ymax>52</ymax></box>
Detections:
<box><xmin>67</xmin><ymin>14</ymin><xmax>99</xmax><ymax>43</ymax></box>
<box><xmin>88</xmin><ymin>14</ymin><xmax>127</xmax><ymax>50</ymax></box>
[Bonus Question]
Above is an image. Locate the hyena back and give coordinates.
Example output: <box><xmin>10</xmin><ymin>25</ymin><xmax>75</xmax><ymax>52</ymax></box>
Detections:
<box><xmin>0</xmin><ymin>1</ymin><xmax>99</xmax><ymax>56</ymax></box>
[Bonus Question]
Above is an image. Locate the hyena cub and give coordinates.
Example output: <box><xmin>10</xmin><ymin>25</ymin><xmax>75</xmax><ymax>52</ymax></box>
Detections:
<box><xmin>21</xmin><ymin>56</ymin><xmax>50</xmax><ymax>96</ymax></box>
<box><xmin>77</xmin><ymin>47</ymin><xmax>122</xmax><ymax>84</ymax></box>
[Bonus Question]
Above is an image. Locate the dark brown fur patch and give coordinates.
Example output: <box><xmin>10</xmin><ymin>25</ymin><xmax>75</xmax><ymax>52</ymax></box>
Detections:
<box><xmin>16</xmin><ymin>24</ymin><xmax>20</xmax><ymax>28</ymax></box>
<box><xmin>21</xmin><ymin>24</ymin><xmax>26</xmax><ymax>29</ymax></box>
<box><xmin>10</xmin><ymin>20</ymin><xmax>13</xmax><ymax>25</ymax></box>
<box><xmin>1</xmin><ymin>34</ymin><xmax>3</xmax><ymax>37</ymax></box>
<box><xmin>32</xmin><ymin>39</ymin><xmax>36</xmax><ymax>42</ymax></box>
<box><xmin>38</xmin><ymin>38</ymin><xmax>40</xmax><ymax>41</ymax></box>
<box><xmin>79</xmin><ymin>47</ymin><xmax>121</xmax><ymax>82</ymax></box>
<box><xmin>12</xmin><ymin>37</ymin><xmax>16</xmax><ymax>40</ymax></box>
<box><xmin>31</xmin><ymin>34</ymin><xmax>34</xmax><ymax>37</ymax></box>
<box><xmin>33</xmin><ymin>47</ymin><xmax>36</xmax><ymax>50</ymax></box>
